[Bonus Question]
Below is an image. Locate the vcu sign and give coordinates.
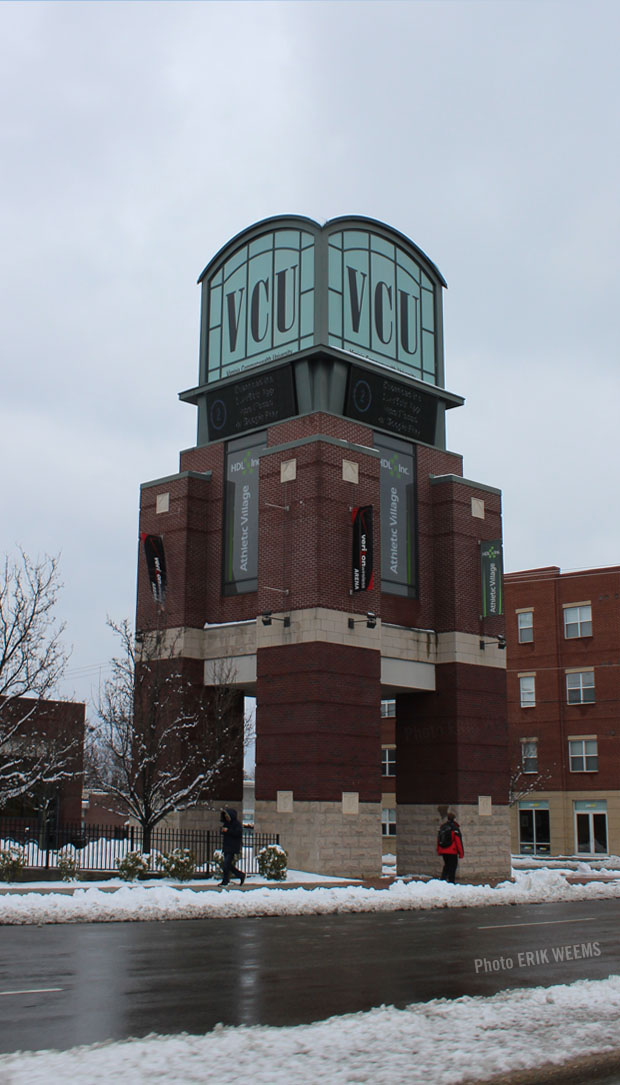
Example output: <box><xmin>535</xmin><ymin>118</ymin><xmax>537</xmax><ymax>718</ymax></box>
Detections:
<box><xmin>198</xmin><ymin>216</ymin><xmax>445</xmax><ymax>388</ymax></box>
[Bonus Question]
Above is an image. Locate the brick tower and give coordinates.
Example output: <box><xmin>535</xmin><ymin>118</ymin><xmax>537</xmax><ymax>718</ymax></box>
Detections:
<box><xmin>136</xmin><ymin>215</ymin><xmax>510</xmax><ymax>881</ymax></box>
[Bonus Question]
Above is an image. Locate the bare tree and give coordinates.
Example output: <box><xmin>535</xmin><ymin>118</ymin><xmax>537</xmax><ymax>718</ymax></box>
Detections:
<box><xmin>0</xmin><ymin>550</ymin><xmax>78</xmax><ymax>809</ymax></box>
<box><xmin>509</xmin><ymin>739</ymin><xmax>553</xmax><ymax>806</ymax></box>
<box><xmin>88</xmin><ymin>619</ymin><xmax>246</xmax><ymax>851</ymax></box>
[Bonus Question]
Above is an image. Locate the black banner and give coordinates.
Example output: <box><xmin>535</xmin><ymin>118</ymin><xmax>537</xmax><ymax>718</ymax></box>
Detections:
<box><xmin>142</xmin><ymin>533</ymin><xmax>167</xmax><ymax>604</ymax></box>
<box><xmin>352</xmin><ymin>505</ymin><xmax>374</xmax><ymax>592</ymax></box>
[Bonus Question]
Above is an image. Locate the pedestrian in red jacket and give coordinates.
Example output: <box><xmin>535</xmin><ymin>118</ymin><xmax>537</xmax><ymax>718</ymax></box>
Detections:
<box><xmin>437</xmin><ymin>811</ymin><xmax>464</xmax><ymax>883</ymax></box>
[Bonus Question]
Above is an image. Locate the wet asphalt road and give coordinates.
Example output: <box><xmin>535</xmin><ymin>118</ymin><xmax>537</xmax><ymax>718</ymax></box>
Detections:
<box><xmin>0</xmin><ymin>897</ymin><xmax>618</xmax><ymax>1053</ymax></box>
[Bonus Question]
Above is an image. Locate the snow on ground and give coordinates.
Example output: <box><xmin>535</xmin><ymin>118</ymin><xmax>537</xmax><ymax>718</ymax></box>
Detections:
<box><xmin>1</xmin><ymin>975</ymin><xmax>620</xmax><ymax>1084</ymax></box>
<box><xmin>2</xmin><ymin>867</ymin><xmax>620</xmax><ymax>924</ymax></box>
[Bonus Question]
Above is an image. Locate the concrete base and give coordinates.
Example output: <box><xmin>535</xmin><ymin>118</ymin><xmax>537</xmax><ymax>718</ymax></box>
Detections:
<box><xmin>255</xmin><ymin>799</ymin><xmax>383</xmax><ymax>879</ymax></box>
<box><xmin>397</xmin><ymin>803</ymin><xmax>512</xmax><ymax>883</ymax></box>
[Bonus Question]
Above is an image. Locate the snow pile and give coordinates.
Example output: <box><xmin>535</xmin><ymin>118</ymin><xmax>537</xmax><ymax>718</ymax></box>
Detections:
<box><xmin>1</xmin><ymin>975</ymin><xmax>620</xmax><ymax>1084</ymax></box>
<box><xmin>2</xmin><ymin>867</ymin><xmax>620</xmax><ymax>925</ymax></box>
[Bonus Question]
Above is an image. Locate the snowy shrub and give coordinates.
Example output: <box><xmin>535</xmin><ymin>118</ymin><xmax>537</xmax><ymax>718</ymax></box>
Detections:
<box><xmin>212</xmin><ymin>849</ymin><xmax>225</xmax><ymax>878</ymax></box>
<box><xmin>57</xmin><ymin>850</ymin><xmax>80</xmax><ymax>882</ymax></box>
<box><xmin>158</xmin><ymin>848</ymin><xmax>196</xmax><ymax>881</ymax></box>
<box><xmin>115</xmin><ymin>851</ymin><xmax>149</xmax><ymax>881</ymax></box>
<box><xmin>0</xmin><ymin>845</ymin><xmax>26</xmax><ymax>882</ymax></box>
<box><xmin>257</xmin><ymin>844</ymin><xmax>288</xmax><ymax>881</ymax></box>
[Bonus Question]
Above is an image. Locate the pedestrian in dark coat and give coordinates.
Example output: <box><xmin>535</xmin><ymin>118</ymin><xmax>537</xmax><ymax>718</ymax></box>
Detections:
<box><xmin>437</xmin><ymin>811</ymin><xmax>464</xmax><ymax>883</ymax></box>
<box><xmin>219</xmin><ymin>808</ymin><xmax>246</xmax><ymax>886</ymax></box>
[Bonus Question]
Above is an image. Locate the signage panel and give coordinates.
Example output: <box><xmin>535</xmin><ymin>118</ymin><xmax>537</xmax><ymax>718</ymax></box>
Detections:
<box><xmin>480</xmin><ymin>540</ymin><xmax>504</xmax><ymax>617</ymax></box>
<box><xmin>328</xmin><ymin>229</ymin><xmax>438</xmax><ymax>383</ymax></box>
<box><xmin>205</xmin><ymin>229</ymin><xmax>315</xmax><ymax>382</ymax></box>
<box><xmin>206</xmin><ymin>364</ymin><xmax>296</xmax><ymax>440</ymax></box>
<box><xmin>345</xmin><ymin>365</ymin><xmax>437</xmax><ymax>444</ymax></box>
<box><xmin>375</xmin><ymin>434</ymin><xmax>416</xmax><ymax>596</ymax></box>
<box><xmin>224</xmin><ymin>434</ymin><xmax>266</xmax><ymax>593</ymax></box>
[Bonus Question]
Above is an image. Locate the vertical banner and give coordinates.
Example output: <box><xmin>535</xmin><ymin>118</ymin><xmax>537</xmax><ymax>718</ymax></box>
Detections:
<box><xmin>375</xmin><ymin>434</ymin><xmax>416</xmax><ymax>597</ymax></box>
<box><xmin>223</xmin><ymin>433</ymin><xmax>266</xmax><ymax>594</ymax></box>
<box><xmin>141</xmin><ymin>534</ymin><xmax>167</xmax><ymax>604</ymax></box>
<box><xmin>480</xmin><ymin>540</ymin><xmax>504</xmax><ymax>617</ymax></box>
<box><xmin>352</xmin><ymin>505</ymin><xmax>374</xmax><ymax>592</ymax></box>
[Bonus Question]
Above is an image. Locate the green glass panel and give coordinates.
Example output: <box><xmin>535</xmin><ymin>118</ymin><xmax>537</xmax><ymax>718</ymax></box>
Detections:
<box><xmin>343</xmin><ymin>247</ymin><xmax>370</xmax><ymax>344</ymax></box>
<box><xmin>370</xmin><ymin>250</ymin><xmax>397</xmax><ymax>356</ymax></box>
<box><xmin>220</xmin><ymin>260</ymin><xmax>248</xmax><ymax>367</ymax></box>
<box><xmin>396</xmin><ymin>247</ymin><xmax>420</xmax><ymax>283</ymax></box>
<box><xmin>421</xmin><ymin>271</ymin><xmax>433</xmax><ymax>290</ymax></box>
<box><xmin>300</xmin><ymin>291</ymin><xmax>314</xmax><ymax>337</ymax></box>
<box><xmin>223</xmin><ymin>243</ymin><xmax>248</xmax><ymax>282</ymax></box>
<box><xmin>328</xmin><ymin>246</ymin><xmax>342</xmax><ymax>292</ymax></box>
<box><xmin>372</xmin><ymin>235</ymin><xmax>394</xmax><ymax>259</ymax></box>
<box><xmin>208</xmin><ymin>326</ymin><xmax>221</xmax><ymax>365</ymax></box>
<box><xmin>246</xmin><ymin>250</ymin><xmax>273</xmax><ymax>352</ymax></box>
<box><xmin>301</xmin><ymin>246</ymin><xmax>314</xmax><ymax>292</ymax></box>
<box><xmin>208</xmin><ymin>284</ymin><xmax>222</xmax><ymax>329</ymax></box>
<box><xmin>300</xmin><ymin>334</ymin><xmax>314</xmax><ymax>350</ymax></box>
<box><xmin>249</xmin><ymin>233</ymin><xmax>273</xmax><ymax>256</ymax></box>
<box><xmin>395</xmin><ymin>262</ymin><xmax>420</xmax><ymax>367</ymax></box>
<box><xmin>272</xmin><ymin>246</ymin><xmax>301</xmax><ymax>348</ymax></box>
<box><xmin>342</xmin><ymin>230</ymin><xmax>371</xmax><ymax>252</ymax></box>
<box><xmin>275</xmin><ymin>229</ymin><xmax>301</xmax><ymax>250</ymax></box>
<box><xmin>422</xmin><ymin>330</ymin><xmax>436</xmax><ymax>378</ymax></box>
<box><xmin>301</xmin><ymin>231</ymin><xmax>314</xmax><ymax>249</ymax></box>
<box><xmin>329</xmin><ymin>232</ymin><xmax>343</xmax><ymax>249</ymax></box>
<box><xmin>329</xmin><ymin>289</ymin><xmax>342</xmax><ymax>338</ymax></box>
<box><xmin>421</xmin><ymin>287</ymin><xmax>435</xmax><ymax>331</ymax></box>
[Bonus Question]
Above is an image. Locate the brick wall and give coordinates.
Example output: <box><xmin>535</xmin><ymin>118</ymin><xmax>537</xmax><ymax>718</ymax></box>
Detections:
<box><xmin>395</xmin><ymin>662</ymin><xmax>508</xmax><ymax>806</ymax></box>
<box><xmin>255</xmin><ymin>641</ymin><xmax>381</xmax><ymax>802</ymax></box>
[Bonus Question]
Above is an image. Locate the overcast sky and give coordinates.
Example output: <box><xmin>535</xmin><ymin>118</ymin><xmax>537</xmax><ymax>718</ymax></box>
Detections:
<box><xmin>1</xmin><ymin>0</ymin><xmax>619</xmax><ymax>708</ymax></box>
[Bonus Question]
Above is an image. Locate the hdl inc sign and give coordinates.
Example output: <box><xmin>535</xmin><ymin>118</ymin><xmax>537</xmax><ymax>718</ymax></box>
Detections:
<box><xmin>198</xmin><ymin>216</ymin><xmax>445</xmax><ymax>388</ymax></box>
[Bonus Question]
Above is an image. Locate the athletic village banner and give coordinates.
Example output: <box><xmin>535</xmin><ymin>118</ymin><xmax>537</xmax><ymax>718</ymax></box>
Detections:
<box><xmin>480</xmin><ymin>539</ymin><xmax>503</xmax><ymax>617</ymax></box>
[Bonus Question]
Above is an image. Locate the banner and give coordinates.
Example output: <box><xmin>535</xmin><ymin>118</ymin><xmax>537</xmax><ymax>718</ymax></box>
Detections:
<box><xmin>141</xmin><ymin>534</ymin><xmax>167</xmax><ymax>604</ymax></box>
<box><xmin>352</xmin><ymin>505</ymin><xmax>374</xmax><ymax>592</ymax></box>
<box><xmin>480</xmin><ymin>540</ymin><xmax>503</xmax><ymax>617</ymax></box>
<box><xmin>375</xmin><ymin>434</ymin><xmax>416</xmax><ymax>596</ymax></box>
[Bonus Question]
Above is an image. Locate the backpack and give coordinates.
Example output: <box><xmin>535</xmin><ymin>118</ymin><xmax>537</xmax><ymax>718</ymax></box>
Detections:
<box><xmin>437</xmin><ymin>823</ymin><xmax>454</xmax><ymax>849</ymax></box>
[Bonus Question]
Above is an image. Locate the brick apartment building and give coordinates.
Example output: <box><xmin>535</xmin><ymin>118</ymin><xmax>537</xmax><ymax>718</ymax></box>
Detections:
<box><xmin>505</xmin><ymin>565</ymin><xmax>620</xmax><ymax>858</ymax></box>
<box><xmin>0</xmin><ymin>697</ymin><xmax>85</xmax><ymax>824</ymax></box>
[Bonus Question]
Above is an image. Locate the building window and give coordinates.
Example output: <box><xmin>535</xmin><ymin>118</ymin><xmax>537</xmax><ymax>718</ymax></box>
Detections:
<box><xmin>521</xmin><ymin>739</ymin><xmax>538</xmax><ymax>773</ymax></box>
<box><xmin>381</xmin><ymin>809</ymin><xmax>396</xmax><ymax>836</ymax></box>
<box><xmin>381</xmin><ymin>699</ymin><xmax>396</xmax><ymax>718</ymax></box>
<box><xmin>569</xmin><ymin>738</ymin><xmax>598</xmax><ymax>772</ymax></box>
<box><xmin>518</xmin><ymin>803</ymin><xmax>550</xmax><ymax>855</ymax></box>
<box><xmin>517</xmin><ymin>611</ymin><xmax>534</xmax><ymax>643</ymax></box>
<box><xmin>381</xmin><ymin>748</ymin><xmax>396</xmax><ymax>776</ymax></box>
<box><xmin>519</xmin><ymin>674</ymin><xmax>536</xmax><ymax>708</ymax></box>
<box><xmin>564</xmin><ymin>604</ymin><xmax>592</xmax><ymax>639</ymax></box>
<box><xmin>566</xmin><ymin>670</ymin><xmax>595</xmax><ymax>704</ymax></box>
<box><xmin>575</xmin><ymin>801</ymin><xmax>607</xmax><ymax>854</ymax></box>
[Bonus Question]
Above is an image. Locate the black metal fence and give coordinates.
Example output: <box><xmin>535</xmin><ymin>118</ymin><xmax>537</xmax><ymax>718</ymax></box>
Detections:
<box><xmin>0</xmin><ymin>817</ymin><xmax>279</xmax><ymax>877</ymax></box>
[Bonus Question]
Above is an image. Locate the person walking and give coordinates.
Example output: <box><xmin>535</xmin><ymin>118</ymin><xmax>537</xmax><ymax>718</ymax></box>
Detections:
<box><xmin>219</xmin><ymin>807</ymin><xmax>246</xmax><ymax>887</ymax></box>
<box><xmin>437</xmin><ymin>810</ymin><xmax>464</xmax><ymax>883</ymax></box>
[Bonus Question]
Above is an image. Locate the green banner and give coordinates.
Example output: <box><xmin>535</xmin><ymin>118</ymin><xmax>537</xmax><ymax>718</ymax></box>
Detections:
<box><xmin>480</xmin><ymin>540</ymin><xmax>503</xmax><ymax>617</ymax></box>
